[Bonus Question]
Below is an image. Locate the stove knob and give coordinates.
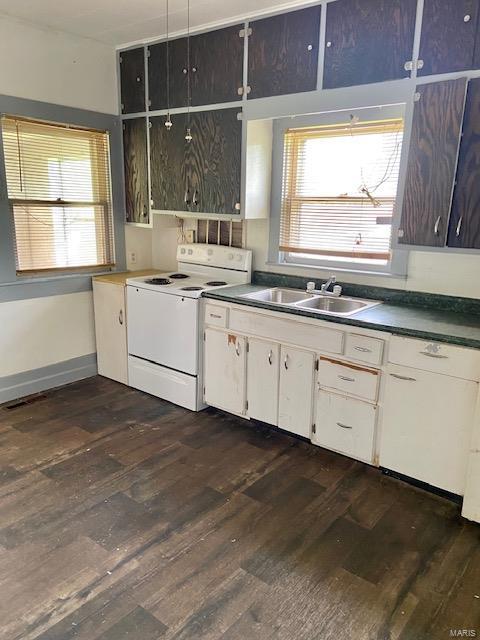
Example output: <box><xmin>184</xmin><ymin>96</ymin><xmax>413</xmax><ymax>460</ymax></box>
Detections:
<box><xmin>236</xmin><ymin>254</ymin><xmax>242</xmax><ymax>261</ymax></box>
<box><xmin>180</xmin><ymin>248</ymin><xmax>186</xmax><ymax>254</ymax></box>
<box><xmin>228</xmin><ymin>253</ymin><xmax>234</xmax><ymax>260</ymax></box>
<box><xmin>188</xmin><ymin>249</ymin><xmax>193</xmax><ymax>255</ymax></box>
<box><xmin>208</xmin><ymin>249</ymin><xmax>213</xmax><ymax>256</ymax></box>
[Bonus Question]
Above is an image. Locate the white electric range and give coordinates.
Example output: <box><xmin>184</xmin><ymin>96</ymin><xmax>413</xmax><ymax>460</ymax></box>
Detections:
<box><xmin>126</xmin><ymin>243</ymin><xmax>252</xmax><ymax>411</ymax></box>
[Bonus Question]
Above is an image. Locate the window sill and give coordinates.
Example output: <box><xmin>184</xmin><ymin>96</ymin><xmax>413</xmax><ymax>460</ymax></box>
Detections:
<box><xmin>1</xmin><ymin>268</ymin><xmax>118</xmax><ymax>288</ymax></box>
<box><xmin>265</xmin><ymin>260</ymin><xmax>408</xmax><ymax>280</ymax></box>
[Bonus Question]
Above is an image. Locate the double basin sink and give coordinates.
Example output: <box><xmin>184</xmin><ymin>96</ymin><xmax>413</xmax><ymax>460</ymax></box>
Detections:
<box><xmin>241</xmin><ymin>287</ymin><xmax>382</xmax><ymax>317</ymax></box>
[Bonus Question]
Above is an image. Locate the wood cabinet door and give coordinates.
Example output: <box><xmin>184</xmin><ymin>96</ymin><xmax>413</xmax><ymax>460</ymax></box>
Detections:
<box><xmin>323</xmin><ymin>0</ymin><xmax>417</xmax><ymax>89</ymax></box>
<box><xmin>188</xmin><ymin>109</ymin><xmax>242</xmax><ymax>214</ymax></box>
<box><xmin>120</xmin><ymin>48</ymin><xmax>146</xmax><ymax>114</ymax></box>
<box><xmin>278</xmin><ymin>346</ymin><xmax>314</xmax><ymax>438</ymax></box>
<box><xmin>399</xmin><ymin>79</ymin><xmax>467</xmax><ymax>246</ymax></box>
<box><xmin>380</xmin><ymin>364</ymin><xmax>477</xmax><ymax>495</ymax></box>
<box><xmin>448</xmin><ymin>78</ymin><xmax>480</xmax><ymax>248</ymax></box>
<box><xmin>149</xmin><ymin>112</ymin><xmax>189</xmax><ymax>212</ymax></box>
<box><xmin>93</xmin><ymin>282</ymin><xmax>128</xmax><ymax>385</ymax></box>
<box><xmin>148</xmin><ymin>37</ymin><xmax>188</xmax><ymax>110</ymax></box>
<box><xmin>418</xmin><ymin>0</ymin><xmax>480</xmax><ymax>76</ymax></box>
<box><xmin>247</xmin><ymin>6</ymin><xmax>321</xmax><ymax>99</ymax></box>
<box><xmin>204</xmin><ymin>329</ymin><xmax>246</xmax><ymax>415</ymax></box>
<box><xmin>123</xmin><ymin>117</ymin><xmax>149</xmax><ymax>224</ymax></box>
<box><xmin>191</xmin><ymin>25</ymin><xmax>244</xmax><ymax>106</ymax></box>
<box><xmin>247</xmin><ymin>339</ymin><xmax>279</xmax><ymax>426</ymax></box>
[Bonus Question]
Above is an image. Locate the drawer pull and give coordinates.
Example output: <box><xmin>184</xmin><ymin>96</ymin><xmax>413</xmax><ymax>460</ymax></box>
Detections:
<box><xmin>338</xmin><ymin>375</ymin><xmax>355</xmax><ymax>382</ymax></box>
<box><xmin>434</xmin><ymin>215</ymin><xmax>441</xmax><ymax>235</ymax></box>
<box><xmin>268</xmin><ymin>350</ymin><xmax>273</xmax><ymax>365</ymax></box>
<box><xmin>284</xmin><ymin>355</ymin><xmax>289</xmax><ymax>370</ymax></box>
<box><xmin>419</xmin><ymin>351</ymin><xmax>448</xmax><ymax>359</ymax></box>
<box><xmin>354</xmin><ymin>346</ymin><xmax>372</xmax><ymax>353</ymax></box>
<box><xmin>235</xmin><ymin>343</ymin><xmax>241</xmax><ymax>357</ymax></box>
<box><xmin>209</xmin><ymin>313</ymin><xmax>222</xmax><ymax>319</ymax></box>
<box><xmin>118</xmin><ymin>309</ymin><xmax>124</xmax><ymax>325</ymax></box>
<box><xmin>337</xmin><ymin>422</ymin><xmax>353</xmax><ymax>430</ymax></box>
<box><xmin>390</xmin><ymin>373</ymin><xmax>416</xmax><ymax>382</ymax></box>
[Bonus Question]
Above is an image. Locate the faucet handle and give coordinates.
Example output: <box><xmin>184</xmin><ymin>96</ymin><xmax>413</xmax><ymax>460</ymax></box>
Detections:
<box><xmin>333</xmin><ymin>285</ymin><xmax>342</xmax><ymax>297</ymax></box>
<box><xmin>306</xmin><ymin>281</ymin><xmax>315</xmax><ymax>292</ymax></box>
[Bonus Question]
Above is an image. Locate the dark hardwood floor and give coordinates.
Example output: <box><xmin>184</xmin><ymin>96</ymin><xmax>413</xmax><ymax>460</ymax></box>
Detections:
<box><xmin>0</xmin><ymin>376</ymin><xmax>479</xmax><ymax>640</ymax></box>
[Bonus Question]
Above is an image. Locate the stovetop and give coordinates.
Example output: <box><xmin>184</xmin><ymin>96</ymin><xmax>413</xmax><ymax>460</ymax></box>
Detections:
<box><xmin>127</xmin><ymin>271</ymin><xmax>234</xmax><ymax>298</ymax></box>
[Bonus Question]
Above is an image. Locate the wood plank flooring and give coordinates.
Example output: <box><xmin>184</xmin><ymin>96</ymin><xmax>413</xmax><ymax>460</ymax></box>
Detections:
<box><xmin>0</xmin><ymin>376</ymin><xmax>479</xmax><ymax>640</ymax></box>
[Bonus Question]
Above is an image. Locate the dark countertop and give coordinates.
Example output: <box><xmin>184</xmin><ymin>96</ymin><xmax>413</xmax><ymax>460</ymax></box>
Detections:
<box><xmin>203</xmin><ymin>284</ymin><xmax>480</xmax><ymax>349</ymax></box>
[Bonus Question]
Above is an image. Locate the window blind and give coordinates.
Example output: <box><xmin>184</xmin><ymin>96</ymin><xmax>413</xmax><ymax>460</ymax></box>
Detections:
<box><xmin>280</xmin><ymin>118</ymin><xmax>403</xmax><ymax>263</ymax></box>
<box><xmin>1</xmin><ymin>115</ymin><xmax>115</xmax><ymax>274</ymax></box>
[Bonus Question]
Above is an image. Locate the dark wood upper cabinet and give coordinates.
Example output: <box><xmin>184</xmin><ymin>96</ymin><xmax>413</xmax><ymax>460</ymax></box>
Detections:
<box><xmin>150</xmin><ymin>109</ymin><xmax>241</xmax><ymax>215</ymax></box>
<box><xmin>399</xmin><ymin>79</ymin><xmax>467</xmax><ymax>247</ymax></box>
<box><xmin>418</xmin><ymin>0</ymin><xmax>480</xmax><ymax>76</ymax></box>
<box><xmin>247</xmin><ymin>6</ymin><xmax>321</xmax><ymax>99</ymax></box>
<box><xmin>188</xmin><ymin>109</ymin><xmax>242</xmax><ymax>214</ymax></box>
<box><xmin>190</xmin><ymin>25</ymin><xmax>244</xmax><ymax>106</ymax></box>
<box><xmin>123</xmin><ymin>118</ymin><xmax>149</xmax><ymax>224</ymax></box>
<box><xmin>120</xmin><ymin>48</ymin><xmax>146</xmax><ymax>114</ymax></box>
<box><xmin>148</xmin><ymin>37</ymin><xmax>188</xmax><ymax>110</ymax></box>
<box><xmin>448</xmin><ymin>78</ymin><xmax>480</xmax><ymax>248</ymax></box>
<box><xmin>323</xmin><ymin>0</ymin><xmax>417</xmax><ymax>89</ymax></box>
<box><xmin>150</xmin><ymin>112</ymin><xmax>189</xmax><ymax>213</ymax></box>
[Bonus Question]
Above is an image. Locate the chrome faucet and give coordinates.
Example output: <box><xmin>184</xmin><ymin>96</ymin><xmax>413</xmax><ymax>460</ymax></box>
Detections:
<box><xmin>306</xmin><ymin>275</ymin><xmax>342</xmax><ymax>297</ymax></box>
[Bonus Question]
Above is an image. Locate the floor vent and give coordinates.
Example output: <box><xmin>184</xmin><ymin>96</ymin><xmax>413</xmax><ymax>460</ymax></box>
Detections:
<box><xmin>4</xmin><ymin>394</ymin><xmax>47</xmax><ymax>410</ymax></box>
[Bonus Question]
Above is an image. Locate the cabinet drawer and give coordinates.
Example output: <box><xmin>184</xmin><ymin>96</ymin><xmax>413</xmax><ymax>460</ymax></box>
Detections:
<box><xmin>205</xmin><ymin>304</ymin><xmax>228</xmax><ymax>327</ymax></box>
<box><xmin>388</xmin><ymin>336</ymin><xmax>480</xmax><ymax>381</ymax></box>
<box><xmin>313</xmin><ymin>391</ymin><xmax>376</xmax><ymax>463</ymax></box>
<box><xmin>318</xmin><ymin>357</ymin><xmax>380</xmax><ymax>402</ymax></box>
<box><xmin>229</xmin><ymin>308</ymin><xmax>344</xmax><ymax>354</ymax></box>
<box><xmin>345</xmin><ymin>333</ymin><xmax>384</xmax><ymax>366</ymax></box>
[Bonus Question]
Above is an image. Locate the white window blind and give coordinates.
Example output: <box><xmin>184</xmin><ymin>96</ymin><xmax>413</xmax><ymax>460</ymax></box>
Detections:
<box><xmin>280</xmin><ymin>118</ymin><xmax>403</xmax><ymax>264</ymax></box>
<box><xmin>1</xmin><ymin>115</ymin><xmax>115</xmax><ymax>274</ymax></box>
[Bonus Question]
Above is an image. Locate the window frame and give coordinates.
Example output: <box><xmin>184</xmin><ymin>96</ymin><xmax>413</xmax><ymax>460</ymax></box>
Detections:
<box><xmin>268</xmin><ymin>105</ymin><xmax>410</xmax><ymax>277</ymax></box>
<box><xmin>1</xmin><ymin>115</ymin><xmax>116</xmax><ymax>276</ymax></box>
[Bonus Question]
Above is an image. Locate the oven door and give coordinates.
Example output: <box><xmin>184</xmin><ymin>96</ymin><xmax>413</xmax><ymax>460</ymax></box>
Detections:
<box><xmin>126</xmin><ymin>286</ymin><xmax>199</xmax><ymax>375</ymax></box>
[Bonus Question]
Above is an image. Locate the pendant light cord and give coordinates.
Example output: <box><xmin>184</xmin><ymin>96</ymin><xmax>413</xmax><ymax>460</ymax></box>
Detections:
<box><xmin>166</xmin><ymin>0</ymin><xmax>170</xmax><ymax>113</ymax></box>
<box><xmin>187</xmin><ymin>0</ymin><xmax>191</xmax><ymax>125</ymax></box>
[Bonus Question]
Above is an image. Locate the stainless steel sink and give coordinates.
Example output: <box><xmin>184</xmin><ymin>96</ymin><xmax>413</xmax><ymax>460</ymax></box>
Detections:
<box><xmin>242</xmin><ymin>288</ymin><xmax>312</xmax><ymax>304</ymax></box>
<box><xmin>294</xmin><ymin>296</ymin><xmax>381</xmax><ymax>316</ymax></box>
<box><xmin>241</xmin><ymin>287</ymin><xmax>382</xmax><ymax>317</ymax></box>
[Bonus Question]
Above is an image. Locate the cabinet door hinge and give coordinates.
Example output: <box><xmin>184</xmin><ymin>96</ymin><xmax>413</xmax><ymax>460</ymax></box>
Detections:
<box><xmin>239</xmin><ymin>27</ymin><xmax>252</xmax><ymax>38</ymax></box>
<box><xmin>404</xmin><ymin>59</ymin><xmax>424</xmax><ymax>72</ymax></box>
<box><xmin>315</xmin><ymin>358</ymin><xmax>319</xmax><ymax>371</ymax></box>
<box><xmin>119</xmin><ymin>55</ymin><xmax>123</xmax><ymax>64</ymax></box>
<box><xmin>245</xmin><ymin>400</ymin><xmax>249</xmax><ymax>411</ymax></box>
<box><xmin>146</xmin><ymin>48</ymin><xmax>151</xmax><ymax>57</ymax></box>
<box><xmin>246</xmin><ymin>342</ymin><xmax>249</xmax><ymax>353</ymax></box>
<box><xmin>147</xmin><ymin>99</ymin><xmax>152</xmax><ymax>107</ymax></box>
<box><xmin>312</xmin><ymin>423</ymin><xmax>316</xmax><ymax>434</ymax></box>
<box><xmin>203</xmin><ymin>331</ymin><xmax>206</xmax><ymax>341</ymax></box>
<box><xmin>122</xmin><ymin>122</ymin><xmax>126</xmax><ymax>130</ymax></box>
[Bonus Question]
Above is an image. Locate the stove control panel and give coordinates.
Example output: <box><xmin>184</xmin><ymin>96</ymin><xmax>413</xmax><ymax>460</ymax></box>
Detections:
<box><xmin>177</xmin><ymin>244</ymin><xmax>252</xmax><ymax>273</ymax></box>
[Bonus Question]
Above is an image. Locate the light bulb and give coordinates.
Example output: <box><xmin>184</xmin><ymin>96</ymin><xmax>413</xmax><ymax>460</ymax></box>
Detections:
<box><xmin>165</xmin><ymin>114</ymin><xmax>173</xmax><ymax>130</ymax></box>
<box><xmin>185</xmin><ymin>127</ymin><xmax>192</xmax><ymax>143</ymax></box>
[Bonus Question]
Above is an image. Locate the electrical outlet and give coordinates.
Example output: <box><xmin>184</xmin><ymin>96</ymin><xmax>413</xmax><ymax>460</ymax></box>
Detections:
<box><xmin>185</xmin><ymin>229</ymin><xmax>196</xmax><ymax>243</ymax></box>
<box><xmin>129</xmin><ymin>251</ymin><xmax>137</xmax><ymax>264</ymax></box>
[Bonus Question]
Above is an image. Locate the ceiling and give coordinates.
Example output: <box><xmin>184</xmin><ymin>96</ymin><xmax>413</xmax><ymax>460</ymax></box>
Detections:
<box><xmin>0</xmin><ymin>0</ymin><xmax>310</xmax><ymax>47</ymax></box>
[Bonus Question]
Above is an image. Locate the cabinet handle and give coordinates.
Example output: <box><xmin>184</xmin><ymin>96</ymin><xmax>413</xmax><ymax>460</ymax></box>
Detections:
<box><xmin>118</xmin><ymin>309</ymin><xmax>124</xmax><ymax>325</ymax></box>
<box><xmin>268</xmin><ymin>350</ymin><xmax>273</xmax><ymax>365</ymax></box>
<box><xmin>338</xmin><ymin>375</ymin><xmax>355</xmax><ymax>382</ymax></box>
<box><xmin>456</xmin><ymin>216</ymin><xmax>463</xmax><ymax>237</ymax></box>
<box><xmin>390</xmin><ymin>373</ymin><xmax>417</xmax><ymax>382</ymax></box>
<box><xmin>434</xmin><ymin>215</ymin><xmax>441</xmax><ymax>235</ymax></box>
<box><xmin>354</xmin><ymin>346</ymin><xmax>371</xmax><ymax>353</ymax></box>
<box><xmin>184</xmin><ymin>188</ymin><xmax>191</xmax><ymax>205</ymax></box>
<box><xmin>192</xmin><ymin>189</ymin><xmax>199</xmax><ymax>206</ymax></box>
<box><xmin>419</xmin><ymin>351</ymin><xmax>448</xmax><ymax>359</ymax></box>
<box><xmin>235</xmin><ymin>343</ymin><xmax>241</xmax><ymax>357</ymax></box>
<box><xmin>284</xmin><ymin>355</ymin><xmax>289</xmax><ymax>370</ymax></box>
<box><xmin>337</xmin><ymin>422</ymin><xmax>353</xmax><ymax>430</ymax></box>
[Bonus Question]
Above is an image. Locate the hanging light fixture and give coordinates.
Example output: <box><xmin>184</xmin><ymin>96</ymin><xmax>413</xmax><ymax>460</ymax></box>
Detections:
<box><xmin>185</xmin><ymin>0</ymin><xmax>192</xmax><ymax>143</ymax></box>
<box><xmin>164</xmin><ymin>0</ymin><xmax>172</xmax><ymax>130</ymax></box>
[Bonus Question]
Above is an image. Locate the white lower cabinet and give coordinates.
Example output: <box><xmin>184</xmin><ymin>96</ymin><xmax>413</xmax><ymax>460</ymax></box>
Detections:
<box><xmin>204</xmin><ymin>328</ymin><xmax>247</xmax><ymax>415</ymax></box>
<box><xmin>380</xmin><ymin>364</ymin><xmax>478</xmax><ymax>495</ymax></box>
<box><xmin>246</xmin><ymin>338</ymin><xmax>279</xmax><ymax>425</ymax></box>
<box><xmin>313</xmin><ymin>390</ymin><xmax>377</xmax><ymax>463</ymax></box>
<box><xmin>278</xmin><ymin>346</ymin><xmax>315</xmax><ymax>438</ymax></box>
<box><xmin>93</xmin><ymin>281</ymin><xmax>128</xmax><ymax>385</ymax></box>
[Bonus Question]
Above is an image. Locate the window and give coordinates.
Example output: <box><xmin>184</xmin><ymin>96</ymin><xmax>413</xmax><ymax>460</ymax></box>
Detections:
<box><xmin>1</xmin><ymin>116</ymin><xmax>115</xmax><ymax>274</ymax></box>
<box><xmin>279</xmin><ymin>117</ymin><xmax>404</xmax><ymax>269</ymax></box>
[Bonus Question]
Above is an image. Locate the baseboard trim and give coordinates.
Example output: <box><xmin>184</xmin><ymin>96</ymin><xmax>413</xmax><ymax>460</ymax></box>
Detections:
<box><xmin>0</xmin><ymin>354</ymin><xmax>97</xmax><ymax>404</ymax></box>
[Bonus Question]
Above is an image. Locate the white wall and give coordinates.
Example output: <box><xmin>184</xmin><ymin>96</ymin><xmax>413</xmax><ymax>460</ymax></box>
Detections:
<box><xmin>0</xmin><ymin>15</ymin><xmax>117</xmax><ymax>114</ymax></box>
<box><xmin>245</xmin><ymin>219</ymin><xmax>480</xmax><ymax>299</ymax></box>
<box><xmin>0</xmin><ymin>292</ymin><xmax>95</xmax><ymax>377</ymax></box>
